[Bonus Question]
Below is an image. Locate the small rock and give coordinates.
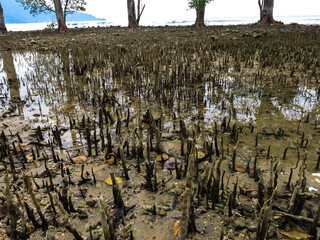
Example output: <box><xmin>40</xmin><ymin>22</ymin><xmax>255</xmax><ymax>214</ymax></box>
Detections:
<box><xmin>248</xmin><ymin>225</ymin><xmax>257</xmax><ymax>232</ymax></box>
<box><xmin>249</xmin><ymin>191</ymin><xmax>258</xmax><ymax>198</ymax></box>
<box><xmin>46</xmin><ymin>225</ymin><xmax>56</xmax><ymax>240</ymax></box>
<box><xmin>159</xmin><ymin>210</ymin><xmax>167</xmax><ymax>216</ymax></box>
<box><xmin>262</xmin><ymin>126</ymin><xmax>275</xmax><ymax>135</ymax></box>
<box><xmin>86</xmin><ymin>199</ymin><xmax>97</xmax><ymax>207</ymax></box>
<box><xmin>78</xmin><ymin>211</ymin><xmax>88</xmax><ymax>219</ymax></box>
<box><xmin>234</xmin><ymin>218</ymin><xmax>246</xmax><ymax>230</ymax></box>
<box><xmin>162</xmin><ymin>133</ymin><xmax>174</xmax><ymax>139</ymax></box>
<box><xmin>267</xmin><ymin>226</ymin><xmax>277</xmax><ymax>238</ymax></box>
<box><xmin>162</xmin><ymin>206</ymin><xmax>170</xmax><ymax>211</ymax></box>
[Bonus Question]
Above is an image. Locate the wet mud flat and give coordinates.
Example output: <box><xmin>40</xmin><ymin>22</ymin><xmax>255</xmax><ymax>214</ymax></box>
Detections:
<box><xmin>0</xmin><ymin>25</ymin><xmax>320</xmax><ymax>239</ymax></box>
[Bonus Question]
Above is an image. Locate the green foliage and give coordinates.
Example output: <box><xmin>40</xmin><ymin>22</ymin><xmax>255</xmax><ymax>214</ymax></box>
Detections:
<box><xmin>188</xmin><ymin>0</ymin><xmax>213</xmax><ymax>10</ymax></box>
<box><xmin>16</xmin><ymin>0</ymin><xmax>86</xmax><ymax>17</ymax></box>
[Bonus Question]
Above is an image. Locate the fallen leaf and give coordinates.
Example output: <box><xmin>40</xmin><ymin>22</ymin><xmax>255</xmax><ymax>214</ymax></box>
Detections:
<box><xmin>26</xmin><ymin>154</ymin><xmax>33</xmax><ymax>161</ymax></box>
<box><xmin>105</xmin><ymin>177</ymin><xmax>123</xmax><ymax>185</ymax></box>
<box><xmin>10</xmin><ymin>147</ymin><xmax>25</xmax><ymax>153</ymax></box>
<box><xmin>277</xmin><ymin>228</ymin><xmax>312</xmax><ymax>239</ymax></box>
<box><xmin>173</xmin><ymin>220</ymin><xmax>181</xmax><ymax>237</ymax></box>
<box><xmin>156</xmin><ymin>153</ymin><xmax>169</xmax><ymax>162</ymax></box>
<box><xmin>121</xmin><ymin>232</ymin><xmax>129</xmax><ymax>238</ymax></box>
<box><xmin>71</xmin><ymin>155</ymin><xmax>87</xmax><ymax>164</ymax></box>
<box><xmin>240</xmin><ymin>194</ymin><xmax>252</xmax><ymax>201</ymax></box>
<box><xmin>235</xmin><ymin>163</ymin><xmax>246</xmax><ymax>173</ymax></box>
<box><xmin>195</xmin><ymin>151</ymin><xmax>206</xmax><ymax>160</ymax></box>
<box><xmin>247</xmin><ymin>187</ymin><xmax>258</xmax><ymax>192</ymax></box>
<box><xmin>26</xmin><ymin>223</ymin><xmax>35</xmax><ymax>232</ymax></box>
<box><xmin>105</xmin><ymin>155</ymin><xmax>115</xmax><ymax>164</ymax></box>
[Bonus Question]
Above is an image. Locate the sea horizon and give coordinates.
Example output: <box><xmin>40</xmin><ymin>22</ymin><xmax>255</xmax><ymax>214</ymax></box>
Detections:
<box><xmin>5</xmin><ymin>15</ymin><xmax>320</xmax><ymax>32</ymax></box>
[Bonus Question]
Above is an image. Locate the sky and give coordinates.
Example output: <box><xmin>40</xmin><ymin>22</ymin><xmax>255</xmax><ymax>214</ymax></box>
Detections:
<box><xmin>85</xmin><ymin>0</ymin><xmax>320</xmax><ymax>25</ymax></box>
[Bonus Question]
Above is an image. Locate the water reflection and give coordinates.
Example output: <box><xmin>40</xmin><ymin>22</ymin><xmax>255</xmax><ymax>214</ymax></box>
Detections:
<box><xmin>0</xmin><ymin>51</ymin><xmax>319</xmax><ymax>129</ymax></box>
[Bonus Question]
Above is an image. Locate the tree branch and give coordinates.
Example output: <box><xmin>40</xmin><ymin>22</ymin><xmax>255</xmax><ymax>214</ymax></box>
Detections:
<box><xmin>137</xmin><ymin>4</ymin><xmax>145</xmax><ymax>24</ymax></box>
<box><xmin>258</xmin><ymin>0</ymin><xmax>262</xmax><ymax>11</ymax></box>
<box><xmin>64</xmin><ymin>0</ymin><xmax>70</xmax><ymax>21</ymax></box>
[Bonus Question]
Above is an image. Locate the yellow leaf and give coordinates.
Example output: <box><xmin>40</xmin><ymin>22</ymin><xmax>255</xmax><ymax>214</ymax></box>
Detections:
<box><xmin>48</xmin><ymin>120</ymin><xmax>57</xmax><ymax>124</ymax></box>
<box><xmin>194</xmin><ymin>151</ymin><xmax>205</xmax><ymax>160</ymax></box>
<box><xmin>26</xmin><ymin>223</ymin><xmax>35</xmax><ymax>232</ymax></box>
<box><xmin>156</xmin><ymin>153</ymin><xmax>169</xmax><ymax>162</ymax></box>
<box><xmin>105</xmin><ymin>155</ymin><xmax>115</xmax><ymax>164</ymax></box>
<box><xmin>277</xmin><ymin>228</ymin><xmax>312</xmax><ymax>239</ymax></box>
<box><xmin>105</xmin><ymin>177</ymin><xmax>123</xmax><ymax>185</ymax></box>
<box><xmin>173</xmin><ymin>220</ymin><xmax>181</xmax><ymax>237</ymax></box>
<box><xmin>71</xmin><ymin>155</ymin><xmax>87</xmax><ymax>164</ymax></box>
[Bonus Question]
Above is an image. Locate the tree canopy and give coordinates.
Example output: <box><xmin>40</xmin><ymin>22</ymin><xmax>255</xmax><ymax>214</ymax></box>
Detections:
<box><xmin>16</xmin><ymin>0</ymin><xmax>86</xmax><ymax>20</ymax></box>
<box><xmin>188</xmin><ymin>0</ymin><xmax>213</xmax><ymax>10</ymax></box>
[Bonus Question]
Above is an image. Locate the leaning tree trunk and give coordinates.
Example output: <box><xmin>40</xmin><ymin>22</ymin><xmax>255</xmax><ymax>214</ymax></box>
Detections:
<box><xmin>194</xmin><ymin>7</ymin><xmax>205</xmax><ymax>27</ymax></box>
<box><xmin>0</xmin><ymin>3</ymin><xmax>7</xmax><ymax>35</ymax></box>
<box><xmin>258</xmin><ymin>0</ymin><xmax>275</xmax><ymax>24</ymax></box>
<box><xmin>53</xmin><ymin>0</ymin><xmax>68</xmax><ymax>32</ymax></box>
<box><xmin>127</xmin><ymin>0</ymin><xmax>138</xmax><ymax>28</ymax></box>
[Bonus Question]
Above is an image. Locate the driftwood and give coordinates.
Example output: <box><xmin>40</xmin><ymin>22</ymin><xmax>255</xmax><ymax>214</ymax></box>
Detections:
<box><xmin>274</xmin><ymin>210</ymin><xmax>320</xmax><ymax>227</ymax></box>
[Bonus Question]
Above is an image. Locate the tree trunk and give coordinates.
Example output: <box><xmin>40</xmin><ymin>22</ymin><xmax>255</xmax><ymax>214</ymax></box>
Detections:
<box><xmin>194</xmin><ymin>7</ymin><xmax>205</xmax><ymax>27</ymax></box>
<box><xmin>0</xmin><ymin>3</ymin><xmax>7</xmax><ymax>35</ymax></box>
<box><xmin>258</xmin><ymin>0</ymin><xmax>275</xmax><ymax>24</ymax></box>
<box><xmin>53</xmin><ymin>0</ymin><xmax>68</xmax><ymax>32</ymax></box>
<box><xmin>127</xmin><ymin>0</ymin><xmax>138</xmax><ymax>28</ymax></box>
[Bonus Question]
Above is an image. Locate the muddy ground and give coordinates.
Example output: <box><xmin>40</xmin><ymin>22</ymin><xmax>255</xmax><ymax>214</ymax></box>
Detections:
<box><xmin>0</xmin><ymin>24</ymin><xmax>320</xmax><ymax>240</ymax></box>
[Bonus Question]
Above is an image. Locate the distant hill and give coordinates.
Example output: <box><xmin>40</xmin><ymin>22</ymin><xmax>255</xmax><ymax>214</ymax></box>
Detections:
<box><xmin>1</xmin><ymin>0</ymin><xmax>105</xmax><ymax>23</ymax></box>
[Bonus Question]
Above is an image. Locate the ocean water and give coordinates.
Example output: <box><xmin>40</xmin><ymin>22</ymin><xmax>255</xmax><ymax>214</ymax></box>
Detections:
<box><xmin>6</xmin><ymin>15</ymin><xmax>320</xmax><ymax>32</ymax></box>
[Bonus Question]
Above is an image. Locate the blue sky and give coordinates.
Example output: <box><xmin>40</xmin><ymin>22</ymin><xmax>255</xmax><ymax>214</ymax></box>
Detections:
<box><xmin>85</xmin><ymin>0</ymin><xmax>320</xmax><ymax>25</ymax></box>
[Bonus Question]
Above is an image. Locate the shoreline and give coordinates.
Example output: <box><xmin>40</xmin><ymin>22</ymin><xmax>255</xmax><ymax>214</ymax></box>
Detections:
<box><xmin>1</xmin><ymin>23</ymin><xmax>319</xmax><ymax>53</ymax></box>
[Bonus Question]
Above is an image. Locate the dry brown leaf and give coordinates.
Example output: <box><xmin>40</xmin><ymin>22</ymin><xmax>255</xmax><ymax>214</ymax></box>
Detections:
<box><xmin>240</xmin><ymin>194</ymin><xmax>252</xmax><ymax>201</ymax></box>
<box><xmin>26</xmin><ymin>154</ymin><xmax>33</xmax><ymax>161</ymax></box>
<box><xmin>235</xmin><ymin>163</ymin><xmax>246</xmax><ymax>173</ymax></box>
<box><xmin>71</xmin><ymin>155</ymin><xmax>87</xmax><ymax>164</ymax></box>
<box><xmin>173</xmin><ymin>220</ymin><xmax>181</xmax><ymax>237</ymax></box>
<box><xmin>277</xmin><ymin>228</ymin><xmax>312</xmax><ymax>239</ymax></box>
